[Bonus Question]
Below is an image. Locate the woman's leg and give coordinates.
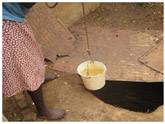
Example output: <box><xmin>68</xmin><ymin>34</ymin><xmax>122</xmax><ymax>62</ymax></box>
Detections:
<box><xmin>44</xmin><ymin>73</ymin><xmax>59</xmax><ymax>82</ymax></box>
<box><xmin>27</xmin><ymin>84</ymin><xmax>66</xmax><ymax>119</ymax></box>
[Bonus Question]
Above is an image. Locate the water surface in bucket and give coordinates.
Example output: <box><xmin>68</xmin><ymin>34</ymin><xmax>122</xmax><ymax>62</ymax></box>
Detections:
<box><xmin>81</xmin><ymin>65</ymin><xmax>104</xmax><ymax>76</ymax></box>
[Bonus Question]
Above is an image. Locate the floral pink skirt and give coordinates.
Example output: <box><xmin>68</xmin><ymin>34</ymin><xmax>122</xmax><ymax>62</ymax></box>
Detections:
<box><xmin>3</xmin><ymin>20</ymin><xmax>45</xmax><ymax>97</ymax></box>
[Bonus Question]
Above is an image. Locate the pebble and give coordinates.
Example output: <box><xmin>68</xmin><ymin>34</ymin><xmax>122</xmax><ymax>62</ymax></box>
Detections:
<box><xmin>66</xmin><ymin>109</ymin><xmax>69</xmax><ymax>112</ymax></box>
<box><xmin>18</xmin><ymin>100</ymin><xmax>28</xmax><ymax>109</ymax></box>
<box><xmin>21</xmin><ymin>108</ymin><xmax>32</xmax><ymax>115</ymax></box>
<box><xmin>13</xmin><ymin>112</ymin><xmax>23</xmax><ymax>121</ymax></box>
<box><xmin>64</xmin><ymin>82</ymin><xmax>68</xmax><ymax>85</ymax></box>
<box><xmin>22</xmin><ymin>112</ymin><xmax>37</xmax><ymax>121</ymax></box>
<box><xmin>137</xmin><ymin>31</ymin><xmax>141</xmax><ymax>34</ymax></box>
<box><xmin>155</xmin><ymin>38</ymin><xmax>160</xmax><ymax>44</ymax></box>
<box><xmin>22</xmin><ymin>109</ymin><xmax>36</xmax><ymax>121</ymax></box>
<box><xmin>155</xmin><ymin>38</ymin><xmax>159</xmax><ymax>41</ymax></box>
<box><xmin>16</xmin><ymin>116</ymin><xmax>23</xmax><ymax>121</ymax></box>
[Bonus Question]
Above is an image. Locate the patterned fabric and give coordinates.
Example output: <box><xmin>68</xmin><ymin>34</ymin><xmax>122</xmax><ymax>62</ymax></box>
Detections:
<box><xmin>3</xmin><ymin>20</ymin><xmax>45</xmax><ymax>97</ymax></box>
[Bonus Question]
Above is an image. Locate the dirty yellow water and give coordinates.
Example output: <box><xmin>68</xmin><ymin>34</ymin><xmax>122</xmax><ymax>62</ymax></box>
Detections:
<box><xmin>81</xmin><ymin>65</ymin><xmax>104</xmax><ymax>76</ymax></box>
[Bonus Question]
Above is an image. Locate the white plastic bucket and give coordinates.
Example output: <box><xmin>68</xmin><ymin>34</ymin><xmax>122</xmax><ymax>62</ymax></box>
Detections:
<box><xmin>77</xmin><ymin>61</ymin><xmax>106</xmax><ymax>90</ymax></box>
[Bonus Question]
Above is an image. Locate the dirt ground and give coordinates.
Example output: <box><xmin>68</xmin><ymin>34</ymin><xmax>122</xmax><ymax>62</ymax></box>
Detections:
<box><xmin>82</xmin><ymin>3</ymin><xmax>163</xmax><ymax>30</ymax></box>
<box><xmin>3</xmin><ymin>3</ymin><xmax>164</xmax><ymax>121</ymax></box>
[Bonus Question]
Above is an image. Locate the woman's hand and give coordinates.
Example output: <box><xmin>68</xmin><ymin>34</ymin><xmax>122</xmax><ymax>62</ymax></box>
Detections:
<box><xmin>20</xmin><ymin>3</ymin><xmax>36</xmax><ymax>8</ymax></box>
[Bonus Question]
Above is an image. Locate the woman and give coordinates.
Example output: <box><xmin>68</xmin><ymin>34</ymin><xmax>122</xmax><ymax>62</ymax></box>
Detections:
<box><xmin>3</xmin><ymin>3</ymin><xmax>66</xmax><ymax>120</ymax></box>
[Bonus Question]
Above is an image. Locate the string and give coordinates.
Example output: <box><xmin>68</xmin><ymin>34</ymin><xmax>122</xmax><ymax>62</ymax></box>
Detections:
<box><xmin>82</xmin><ymin>3</ymin><xmax>94</xmax><ymax>76</ymax></box>
<box><xmin>82</xmin><ymin>3</ymin><xmax>91</xmax><ymax>57</ymax></box>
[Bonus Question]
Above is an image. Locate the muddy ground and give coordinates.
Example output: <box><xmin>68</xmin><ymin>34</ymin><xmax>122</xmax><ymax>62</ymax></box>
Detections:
<box><xmin>3</xmin><ymin>3</ymin><xmax>164</xmax><ymax>121</ymax></box>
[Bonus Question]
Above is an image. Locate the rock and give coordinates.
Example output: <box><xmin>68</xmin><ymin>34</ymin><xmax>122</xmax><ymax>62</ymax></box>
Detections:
<box><xmin>22</xmin><ymin>109</ymin><xmax>36</xmax><ymax>121</ymax></box>
<box><xmin>66</xmin><ymin>109</ymin><xmax>69</xmax><ymax>112</ymax></box>
<box><xmin>64</xmin><ymin>82</ymin><xmax>68</xmax><ymax>85</ymax></box>
<box><xmin>155</xmin><ymin>38</ymin><xmax>160</xmax><ymax>44</ymax></box>
<box><xmin>12</xmin><ymin>112</ymin><xmax>23</xmax><ymax>121</ymax></box>
<box><xmin>18</xmin><ymin>100</ymin><xmax>28</xmax><ymax>109</ymax></box>
<box><xmin>14</xmin><ymin>92</ymin><xmax>25</xmax><ymax>101</ymax></box>
<box><xmin>21</xmin><ymin>108</ymin><xmax>32</xmax><ymax>114</ymax></box>
<box><xmin>16</xmin><ymin>116</ymin><xmax>23</xmax><ymax>121</ymax></box>
<box><xmin>23</xmin><ymin>112</ymin><xmax>37</xmax><ymax>121</ymax></box>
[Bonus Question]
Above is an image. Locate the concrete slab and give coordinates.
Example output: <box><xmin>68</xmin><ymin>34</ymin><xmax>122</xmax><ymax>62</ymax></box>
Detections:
<box><xmin>26</xmin><ymin>3</ymin><xmax>76</xmax><ymax>62</ymax></box>
<box><xmin>53</xmin><ymin>24</ymin><xmax>163</xmax><ymax>81</ymax></box>
<box><xmin>53</xmin><ymin>3</ymin><xmax>100</xmax><ymax>27</ymax></box>
<box><xmin>138</xmin><ymin>39</ymin><xmax>163</xmax><ymax>74</ymax></box>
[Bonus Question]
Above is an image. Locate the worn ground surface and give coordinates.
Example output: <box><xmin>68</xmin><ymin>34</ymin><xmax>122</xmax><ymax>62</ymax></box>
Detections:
<box><xmin>3</xmin><ymin>3</ymin><xmax>164</xmax><ymax>122</ymax></box>
<box><xmin>3</xmin><ymin>63</ymin><xmax>164</xmax><ymax>121</ymax></box>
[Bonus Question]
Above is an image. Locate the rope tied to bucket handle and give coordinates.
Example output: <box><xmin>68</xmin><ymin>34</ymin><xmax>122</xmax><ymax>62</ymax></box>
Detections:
<box><xmin>82</xmin><ymin>3</ymin><xmax>91</xmax><ymax>57</ymax></box>
<box><xmin>82</xmin><ymin>3</ymin><xmax>95</xmax><ymax>76</ymax></box>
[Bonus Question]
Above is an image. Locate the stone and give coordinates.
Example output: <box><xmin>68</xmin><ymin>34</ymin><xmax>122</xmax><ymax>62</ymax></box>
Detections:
<box><xmin>64</xmin><ymin>82</ymin><xmax>68</xmax><ymax>85</ymax></box>
<box><xmin>22</xmin><ymin>109</ymin><xmax>36</xmax><ymax>121</ymax></box>
<box><xmin>21</xmin><ymin>108</ymin><xmax>32</xmax><ymax>115</ymax></box>
<box><xmin>23</xmin><ymin>112</ymin><xmax>37</xmax><ymax>121</ymax></box>
<box><xmin>14</xmin><ymin>92</ymin><xmax>26</xmax><ymax>101</ymax></box>
<box><xmin>16</xmin><ymin>116</ymin><xmax>23</xmax><ymax>121</ymax></box>
<box><xmin>18</xmin><ymin>100</ymin><xmax>28</xmax><ymax>109</ymax></box>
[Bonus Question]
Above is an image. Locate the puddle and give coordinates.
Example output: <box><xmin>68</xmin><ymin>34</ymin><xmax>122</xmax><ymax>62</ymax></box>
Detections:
<box><xmin>89</xmin><ymin>80</ymin><xmax>163</xmax><ymax>113</ymax></box>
